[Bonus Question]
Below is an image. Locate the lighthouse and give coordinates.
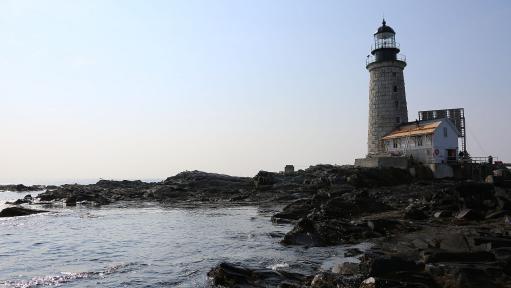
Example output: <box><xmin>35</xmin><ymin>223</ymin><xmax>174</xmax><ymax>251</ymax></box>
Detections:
<box><xmin>366</xmin><ymin>19</ymin><xmax>408</xmax><ymax>156</ymax></box>
<box><xmin>356</xmin><ymin>20</ymin><xmax>464</xmax><ymax>179</ymax></box>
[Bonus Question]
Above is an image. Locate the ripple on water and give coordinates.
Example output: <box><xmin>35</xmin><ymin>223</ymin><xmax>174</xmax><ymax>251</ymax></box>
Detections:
<box><xmin>0</xmin><ymin>205</ymin><xmax>370</xmax><ymax>287</ymax></box>
<box><xmin>1</xmin><ymin>262</ymin><xmax>139</xmax><ymax>288</ymax></box>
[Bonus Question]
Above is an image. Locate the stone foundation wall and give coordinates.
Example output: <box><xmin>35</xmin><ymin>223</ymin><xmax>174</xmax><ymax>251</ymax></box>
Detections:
<box><xmin>355</xmin><ymin>156</ymin><xmax>409</xmax><ymax>170</ymax></box>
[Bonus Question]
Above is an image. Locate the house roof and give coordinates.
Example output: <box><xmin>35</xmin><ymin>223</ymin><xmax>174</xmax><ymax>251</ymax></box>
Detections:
<box><xmin>382</xmin><ymin>120</ymin><xmax>442</xmax><ymax>140</ymax></box>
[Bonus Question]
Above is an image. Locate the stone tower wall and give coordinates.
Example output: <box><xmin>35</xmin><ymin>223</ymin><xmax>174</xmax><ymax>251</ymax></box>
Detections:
<box><xmin>367</xmin><ymin>61</ymin><xmax>408</xmax><ymax>155</ymax></box>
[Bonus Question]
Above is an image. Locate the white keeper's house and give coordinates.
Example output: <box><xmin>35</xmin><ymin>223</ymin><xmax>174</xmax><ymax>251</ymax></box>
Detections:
<box><xmin>382</xmin><ymin>119</ymin><xmax>460</xmax><ymax>164</ymax></box>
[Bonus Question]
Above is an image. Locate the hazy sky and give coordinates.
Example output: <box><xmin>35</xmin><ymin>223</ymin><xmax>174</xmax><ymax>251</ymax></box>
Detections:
<box><xmin>1</xmin><ymin>0</ymin><xmax>510</xmax><ymax>184</ymax></box>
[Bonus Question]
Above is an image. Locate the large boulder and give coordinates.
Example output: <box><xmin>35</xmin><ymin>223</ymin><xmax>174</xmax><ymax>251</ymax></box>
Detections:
<box><xmin>0</xmin><ymin>207</ymin><xmax>48</xmax><ymax>217</ymax></box>
<box><xmin>253</xmin><ymin>171</ymin><xmax>276</xmax><ymax>188</ymax></box>
<box><xmin>6</xmin><ymin>194</ymin><xmax>33</xmax><ymax>205</ymax></box>
<box><xmin>422</xmin><ymin>250</ymin><xmax>495</xmax><ymax>263</ymax></box>
<box><xmin>347</xmin><ymin>168</ymin><xmax>412</xmax><ymax>188</ymax></box>
<box><xmin>455</xmin><ymin>182</ymin><xmax>495</xmax><ymax>211</ymax></box>
<box><xmin>207</xmin><ymin>262</ymin><xmax>306</xmax><ymax>287</ymax></box>
<box><xmin>319</xmin><ymin>192</ymin><xmax>393</xmax><ymax>219</ymax></box>
<box><xmin>164</xmin><ymin>170</ymin><xmax>252</xmax><ymax>194</ymax></box>
<box><xmin>309</xmin><ymin>272</ymin><xmax>339</xmax><ymax>288</ymax></box>
<box><xmin>359</xmin><ymin>254</ymin><xmax>424</xmax><ymax>276</ymax></box>
<box><xmin>281</xmin><ymin>218</ymin><xmax>378</xmax><ymax>247</ymax></box>
<box><xmin>404</xmin><ymin>204</ymin><xmax>428</xmax><ymax>220</ymax></box>
<box><xmin>38</xmin><ymin>185</ymin><xmax>111</xmax><ymax>205</ymax></box>
<box><xmin>359</xmin><ymin>277</ymin><xmax>429</xmax><ymax>288</ymax></box>
<box><xmin>95</xmin><ymin>179</ymin><xmax>151</xmax><ymax>189</ymax></box>
<box><xmin>271</xmin><ymin>198</ymin><xmax>313</xmax><ymax>223</ymax></box>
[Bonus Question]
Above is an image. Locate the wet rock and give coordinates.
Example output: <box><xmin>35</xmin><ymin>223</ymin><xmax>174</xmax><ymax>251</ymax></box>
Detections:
<box><xmin>347</xmin><ymin>168</ymin><xmax>412</xmax><ymax>188</ymax></box>
<box><xmin>494</xmin><ymin>187</ymin><xmax>511</xmax><ymax>211</ymax></box>
<box><xmin>281</xmin><ymin>217</ymin><xmax>381</xmax><ymax>247</ymax></box>
<box><xmin>404</xmin><ymin>205</ymin><xmax>428</xmax><ymax>220</ymax></box>
<box><xmin>359</xmin><ymin>277</ymin><xmax>429</xmax><ymax>288</ymax></box>
<box><xmin>361</xmin><ymin>254</ymin><xmax>424</xmax><ymax>276</ymax></box>
<box><xmin>437</xmin><ymin>234</ymin><xmax>471</xmax><ymax>252</ymax></box>
<box><xmin>310</xmin><ymin>271</ymin><xmax>364</xmax><ymax>288</ymax></box>
<box><xmin>433</xmin><ymin>211</ymin><xmax>451</xmax><ymax>218</ymax></box>
<box><xmin>151</xmin><ymin>185</ymin><xmax>185</xmax><ymax>201</ymax></box>
<box><xmin>271</xmin><ymin>198</ymin><xmax>313</xmax><ymax>223</ymax></box>
<box><xmin>413</xmin><ymin>164</ymin><xmax>434</xmax><ymax>180</ymax></box>
<box><xmin>229</xmin><ymin>193</ymin><xmax>250</xmax><ymax>202</ymax></box>
<box><xmin>38</xmin><ymin>184</ymin><xmax>108</xmax><ymax>204</ymax></box>
<box><xmin>281</xmin><ymin>218</ymin><xmax>326</xmax><ymax>246</ymax></box>
<box><xmin>474</xmin><ymin>236</ymin><xmax>511</xmax><ymax>249</ymax></box>
<box><xmin>455</xmin><ymin>182</ymin><xmax>495</xmax><ymax>212</ymax></box>
<box><xmin>344</xmin><ymin>248</ymin><xmax>363</xmax><ymax>257</ymax></box>
<box><xmin>485</xmin><ymin>210</ymin><xmax>510</xmax><ymax>219</ymax></box>
<box><xmin>95</xmin><ymin>179</ymin><xmax>152</xmax><ymax>189</ymax></box>
<box><xmin>310</xmin><ymin>272</ymin><xmax>337</xmax><ymax>287</ymax></box>
<box><xmin>346</xmin><ymin>174</ymin><xmax>359</xmax><ymax>186</ymax></box>
<box><xmin>65</xmin><ymin>196</ymin><xmax>77</xmax><ymax>206</ymax></box>
<box><xmin>455</xmin><ymin>208</ymin><xmax>482</xmax><ymax>220</ymax></box>
<box><xmin>268</xmin><ymin>231</ymin><xmax>285</xmax><ymax>238</ymax></box>
<box><xmin>441</xmin><ymin>266</ymin><xmax>503</xmax><ymax>288</ymax></box>
<box><xmin>0</xmin><ymin>207</ymin><xmax>48</xmax><ymax>217</ymax></box>
<box><xmin>6</xmin><ymin>195</ymin><xmax>33</xmax><ymax>205</ymax></box>
<box><xmin>332</xmin><ymin>262</ymin><xmax>360</xmax><ymax>275</ymax></box>
<box><xmin>422</xmin><ymin>250</ymin><xmax>495</xmax><ymax>263</ymax></box>
<box><xmin>320</xmin><ymin>193</ymin><xmax>393</xmax><ymax>220</ymax></box>
<box><xmin>207</xmin><ymin>262</ymin><xmax>306</xmax><ymax>287</ymax></box>
<box><xmin>366</xmin><ymin>219</ymin><xmax>409</xmax><ymax>235</ymax></box>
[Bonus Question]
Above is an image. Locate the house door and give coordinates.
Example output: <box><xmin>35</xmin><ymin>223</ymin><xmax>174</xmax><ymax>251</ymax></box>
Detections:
<box><xmin>447</xmin><ymin>149</ymin><xmax>457</xmax><ymax>162</ymax></box>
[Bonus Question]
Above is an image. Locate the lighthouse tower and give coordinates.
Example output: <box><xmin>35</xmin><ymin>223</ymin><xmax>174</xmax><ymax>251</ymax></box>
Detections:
<box><xmin>366</xmin><ymin>19</ymin><xmax>408</xmax><ymax>156</ymax></box>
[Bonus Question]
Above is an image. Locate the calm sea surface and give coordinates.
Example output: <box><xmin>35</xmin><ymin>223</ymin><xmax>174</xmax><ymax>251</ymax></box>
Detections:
<box><xmin>0</xmin><ymin>191</ymin><xmax>364</xmax><ymax>287</ymax></box>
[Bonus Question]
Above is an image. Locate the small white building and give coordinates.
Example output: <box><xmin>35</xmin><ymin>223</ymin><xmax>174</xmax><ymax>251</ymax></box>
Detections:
<box><xmin>382</xmin><ymin>119</ymin><xmax>460</xmax><ymax>164</ymax></box>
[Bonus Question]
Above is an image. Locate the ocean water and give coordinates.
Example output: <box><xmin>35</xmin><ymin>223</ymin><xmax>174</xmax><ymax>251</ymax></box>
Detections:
<box><xmin>0</xmin><ymin>192</ymin><xmax>365</xmax><ymax>287</ymax></box>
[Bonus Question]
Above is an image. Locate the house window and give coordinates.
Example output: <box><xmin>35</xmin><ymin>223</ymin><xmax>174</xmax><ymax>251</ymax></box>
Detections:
<box><xmin>393</xmin><ymin>85</ymin><xmax>398</xmax><ymax>92</ymax></box>
<box><xmin>392</xmin><ymin>72</ymin><xmax>397</xmax><ymax>77</ymax></box>
<box><xmin>425</xmin><ymin>134</ymin><xmax>432</xmax><ymax>145</ymax></box>
<box><xmin>393</xmin><ymin>139</ymin><xmax>398</xmax><ymax>148</ymax></box>
<box><xmin>417</xmin><ymin>136</ymin><xmax>423</xmax><ymax>146</ymax></box>
<box><xmin>396</xmin><ymin>117</ymin><xmax>401</xmax><ymax>124</ymax></box>
<box><xmin>394</xmin><ymin>100</ymin><xmax>399</xmax><ymax>108</ymax></box>
<box><xmin>443</xmin><ymin>127</ymin><xmax>448</xmax><ymax>137</ymax></box>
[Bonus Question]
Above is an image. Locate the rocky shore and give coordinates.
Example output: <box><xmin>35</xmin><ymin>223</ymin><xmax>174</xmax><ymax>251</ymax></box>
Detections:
<box><xmin>4</xmin><ymin>164</ymin><xmax>511</xmax><ymax>287</ymax></box>
<box><xmin>0</xmin><ymin>184</ymin><xmax>45</xmax><ymax>192</ymax></box>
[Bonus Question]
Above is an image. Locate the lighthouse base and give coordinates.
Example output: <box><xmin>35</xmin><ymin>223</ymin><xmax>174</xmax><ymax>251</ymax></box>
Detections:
<box><xmin>354</xmin><ymin>156</ymin><xmax>409</xmax><ymax>170</ymax></box>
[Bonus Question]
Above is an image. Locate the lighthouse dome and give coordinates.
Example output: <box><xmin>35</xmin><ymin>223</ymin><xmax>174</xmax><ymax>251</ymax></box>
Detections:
<box><xmin>375</xmin><ymin>19</ymin><xmax>395</xmax><ymax>35</ymax></box>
